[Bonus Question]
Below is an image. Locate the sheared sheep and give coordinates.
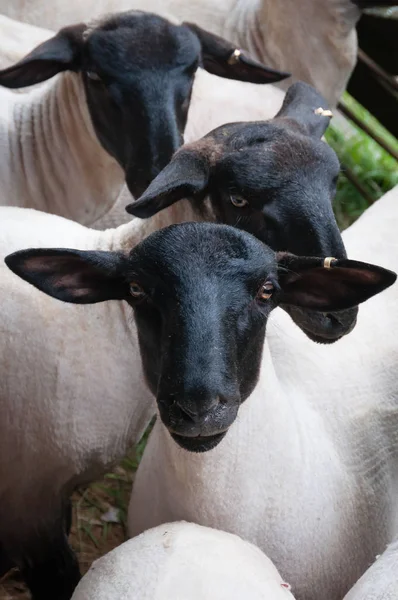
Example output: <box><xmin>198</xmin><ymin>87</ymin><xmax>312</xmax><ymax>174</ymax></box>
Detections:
<box><xmin>5</xmin><ymin>220</ymin><xmax>393</xmax><ymax>599</ymax></box>
<box><xmin>127</xmin><ymin>186</ymin><xmax>398</xmax><ymax>600</ymax></box>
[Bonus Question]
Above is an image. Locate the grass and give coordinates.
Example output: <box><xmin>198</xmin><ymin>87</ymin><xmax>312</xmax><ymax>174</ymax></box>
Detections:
<box><xmin>325</xmin><ymin>92</ymin><xmax>398</xmax><ymax>230</ymax></box>
<box><xmin>0</xmin><ymin>97</ymin><xmax>397</xmax><ymax>600</ymax></box>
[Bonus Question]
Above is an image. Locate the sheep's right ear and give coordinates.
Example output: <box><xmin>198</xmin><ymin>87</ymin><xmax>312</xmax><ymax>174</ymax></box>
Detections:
<box><xmin>277</xmin><ymin>253</ymin><xmax>397</xmax><ymax>311</ymax></box>
<box><xmin>4</xmin><ymin>248</ymin><xmax>129</xmax><ymax>303</ymax></box>
<box><xmin>0</xmin><ymin>24</ymin><xmax>85</xmax><ymax>88</ymax></box>
<box><xmin>184</xmin><ymin>22</ymin><xmax>290</xmax><ymax>84</ymax></box>
<box><xmin>126</xmin><ymin>150</ymin><xmax>210</xmax><ymax>218</ymax></box>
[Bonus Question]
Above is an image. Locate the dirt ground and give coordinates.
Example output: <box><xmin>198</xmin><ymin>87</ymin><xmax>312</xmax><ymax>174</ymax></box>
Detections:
<box><xmin>0</xmin><ymin>446</ymin><xmax>140</xmax><ymax>600</ymax></box>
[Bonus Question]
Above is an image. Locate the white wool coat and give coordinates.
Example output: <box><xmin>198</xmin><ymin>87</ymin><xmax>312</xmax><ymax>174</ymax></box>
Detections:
<box><xmin>71</xmin><ymin>522</ymin><xmax>296</xmax><ymax>600</ymax></box>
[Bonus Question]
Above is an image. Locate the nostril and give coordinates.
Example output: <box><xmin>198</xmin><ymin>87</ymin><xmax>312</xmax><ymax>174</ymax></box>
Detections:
<box><xmin>218</xmin><ymin>394</ymin><xmax>229</xmax><ymax>406</ymax></box>
<box><xmin>175</xmin><ymin>397</ymin><xmax>221</xmax><ymax>422</ymax></box>
<box><xmin>178</xmin><ymin>404</ymin><xmax>200</xmax><ymax>422</ymax></box>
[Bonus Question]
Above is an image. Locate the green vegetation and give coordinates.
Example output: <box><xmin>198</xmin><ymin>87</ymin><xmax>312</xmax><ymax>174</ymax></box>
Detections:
<box><xmin>325</xmin><ymin>92</ymin><xmax>398</xmax><ymax>230</ymax></box>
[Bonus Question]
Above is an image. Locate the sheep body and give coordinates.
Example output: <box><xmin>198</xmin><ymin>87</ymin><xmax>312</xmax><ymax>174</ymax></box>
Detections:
<box><xmin>128</xmin><ymin>185</ymin><xmax>398</xmax><ymax>600</ymax></box>
<box><xmin>71</xmin><ymin>522</ymin><xmax>296</xmax><ymax>600</ymax></box>
<box><xmin>0</xmin><ymin>207</ymin><xmax>152</xmax><ymax>566</ymax></box>
<box><xmin>0</xmin><ymin>196</ymin><xmax>201</xmax><ymax>562</ymax></box>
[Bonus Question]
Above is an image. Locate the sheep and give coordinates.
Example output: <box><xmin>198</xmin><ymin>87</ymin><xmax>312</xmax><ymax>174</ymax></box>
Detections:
<box><xmin>0</xmin><ymin>11</ymin><xmax>287</xmax><ymax>226</ymax></box>
<box><xmin>5</xmin><ymin>218</ymin><xmax>394</xmax><ymax>600</ymax></box>
<box><xmin>0</xmin><ymin>83</ymin><xmax>360</xmax><ymax>598</ymax></box>
<box><xmin>70</xmin><ymin>522</ymin><xmax>297</xmax><ymax>600</ymax></box>
<box><xmin>126</xmin><ymin>187</ymin><xmax>398</xmax><ymax>600</ymax></box>
<box><xmin>343</xmin><ymin>539</ymin><xmax>398</xmax><ymax>599</ymax></box>
<box><xmin>2</xmin><ymin>0</ymin><xmax>396</xmax><ymax>106</ymax></box>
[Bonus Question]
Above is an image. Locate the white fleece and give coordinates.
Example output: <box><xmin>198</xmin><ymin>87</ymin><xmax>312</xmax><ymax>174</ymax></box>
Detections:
<box><xmin>71</xmin><ymin>522</ymin><xmax>296</xmax><ymax>600</ymax></box>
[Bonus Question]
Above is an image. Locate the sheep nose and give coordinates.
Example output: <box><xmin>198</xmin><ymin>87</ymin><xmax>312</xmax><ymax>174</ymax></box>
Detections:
<box><xmin>175</xmin><ymin>397</ymin><xmax>221</xmax><ymax>423</ymax></box>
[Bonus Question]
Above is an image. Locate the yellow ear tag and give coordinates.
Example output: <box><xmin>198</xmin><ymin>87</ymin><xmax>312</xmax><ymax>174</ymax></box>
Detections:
<box><xmin>228</xmin><ymin>49</ymin><xmax>242</xmax><ymax>65</ymax></box>
<box><xmin>314</xmin><ymin>107</ymin><xmax>333</xmax><ymax>117</ymax></box>
<box><xmin>323</xmin><ymin>257</ymin><xmax>337</xmax><ymax>269</ymax></box>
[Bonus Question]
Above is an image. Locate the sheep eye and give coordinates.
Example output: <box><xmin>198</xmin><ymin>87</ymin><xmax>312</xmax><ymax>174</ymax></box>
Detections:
<box><xmin>86</xmin><ymin>71</ymin><xmax>102</xmax><ymax>82</ymax></box>
<box><xmin>258</xmin><ymin>281</ymin><xmax>274</xmax><ymax>301</ymax></box>
<box><xmin>230</xmin><ymin>195</ymin><xmax>248</xmax><ymax>208</ymax></box>
<box><xmin>130</xmin><ymin>282</ymin><xmax>145</xmax><ymax>298</ymax></box>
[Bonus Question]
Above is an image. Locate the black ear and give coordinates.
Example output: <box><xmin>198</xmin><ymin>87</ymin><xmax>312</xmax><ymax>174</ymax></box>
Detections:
<box><xmin>277</xmin><ymin>253</ymin><xmax>397</xmax><ymax>311</ymax></box>
<box><xmin>275</xmin><ymin>81</ymin><xmax>333</xmax><ymax>138</ymax></box>
<box><xmin>4</xmin><ymin>248</ymin><xmax>129</xmax><ymax>304</ymax></box>
<box><xmin>0</xmin><ymin>24</ymin><xmax>85</xmax><ymax>88</ymax></box>
<box><xmin>183</xmin><ymin>22</ymin><xmax>290</xmax><ymax>84</ymax></box>
<box><xmin>126</xmin><ymin>149</ymin><xmax>210</xmax><ymax>218</ymax></box>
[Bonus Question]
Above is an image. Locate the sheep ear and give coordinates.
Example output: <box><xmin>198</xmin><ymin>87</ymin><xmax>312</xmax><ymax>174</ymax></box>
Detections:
<box><xmin>275</xmin><ymin>81</ymin><xmax>333</xmax><ymax>138</ymax></box>
<box><xmin>183</xmin><ymin>22</ymin><xmax>290</xmax><ymax>84</ymax></box>
<box><xmin>0</xmin><ymin>24</ymin><xmax>85</xmax><ymax>88</ymax></box>
<box><xmin>4</xmin><ymin>248</ymin><xmax>129</xmax><ymax>303</ymax></box>
<box><xmin>126</xmin><ymin>150</ymin><xmax>210</xmax><ymax>218</ymax></box>
<box><xmin>277</xmin><ymin>252</ymin><xmax>397</xmax><ymax>311</ymax></box>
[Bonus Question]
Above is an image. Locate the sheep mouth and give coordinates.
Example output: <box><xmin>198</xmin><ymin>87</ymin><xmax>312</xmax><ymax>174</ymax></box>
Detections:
<box><xmin>170</xmin><ymin>431</ymin><xmax>227</xmax><ymax>453</ymax></box>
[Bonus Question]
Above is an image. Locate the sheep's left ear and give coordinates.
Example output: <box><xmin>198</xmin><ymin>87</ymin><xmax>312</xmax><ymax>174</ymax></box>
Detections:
<box><xmin>4</xmin><ymin>248</ymin><xmax>129</xmax><ymax>303</ymax></box>
<box><xmin>183</xmin><ymin>22</ymin><xmax>290</xmax><ymax>84</ymax></box>
<box><xmin>275</xmin><ymin>81</ymin><xmax>333</xmax><ymax>138</ymax></box>
<box><xmin>0</xmin><ymin>24</ymin><xmax>85</xmax><ymax>88</ymax></box>
<box><xmin>277</xmin><ymin>253</ymin><xmax>397</xmax><ymax>311</ymax></box>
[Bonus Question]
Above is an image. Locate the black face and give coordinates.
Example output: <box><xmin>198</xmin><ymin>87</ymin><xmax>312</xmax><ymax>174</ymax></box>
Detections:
<box><xmin>82</xmin><ymin>12</ymin><xmax>200</xmax><ymax>197</ymax></box>
<box><xmin>209</xmin><ymin>123</ymin><xmax>341</xmax><ymax>254</ymax></box>
<box><xmin>127</xmin><ymin>223</ymin><xmax>277</xmax><ymax>451</ymax></box>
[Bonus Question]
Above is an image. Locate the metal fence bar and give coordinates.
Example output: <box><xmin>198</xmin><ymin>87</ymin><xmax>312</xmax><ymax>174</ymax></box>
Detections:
<box><xmin>337</xmin><ymin>101</ymin><xmax>398</xmax><ymax>161</ymax></box>
<box><xmin>357</xmin><ymin>48</ymin><xmax>398</xmax><ymax>92</ymax></box>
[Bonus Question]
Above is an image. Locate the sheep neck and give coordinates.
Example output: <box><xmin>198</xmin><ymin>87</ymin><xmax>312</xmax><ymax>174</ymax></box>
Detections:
<box><xmin>225</xmin><ymin>0</ymin><xmax>360</xmax><ymax>107</ymax></box>
<box><xmin>3</xmin><ymin>72</ymin><xmax>124</xmax><ymax>224</ymax></box>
